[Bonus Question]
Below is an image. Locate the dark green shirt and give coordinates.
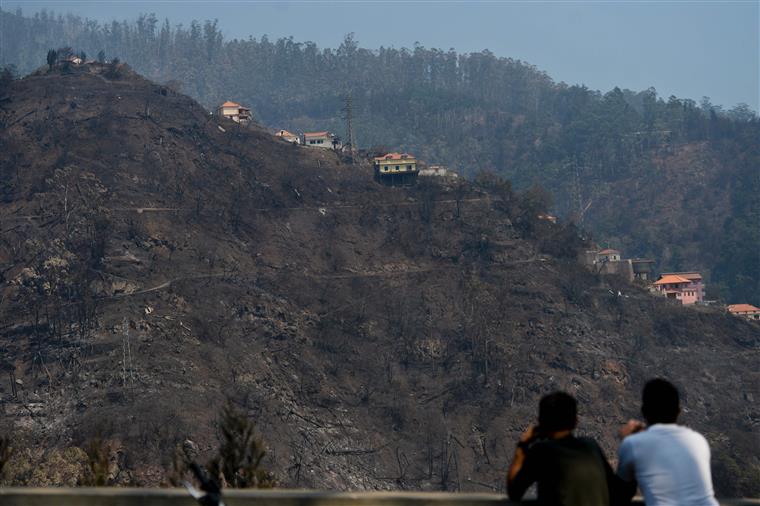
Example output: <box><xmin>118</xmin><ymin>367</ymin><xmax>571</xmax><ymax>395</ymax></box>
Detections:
<box><xmin>508</xmin><ymin>436</ymin><xmax>615</xmax><ymax>506</ymax></box>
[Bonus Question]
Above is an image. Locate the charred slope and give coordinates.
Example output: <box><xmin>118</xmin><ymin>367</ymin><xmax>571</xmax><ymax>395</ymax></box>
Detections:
<box><xmin>0</xmin><ymin>67</ymin><xmax>758</xmax><ymax>495</ymax></box>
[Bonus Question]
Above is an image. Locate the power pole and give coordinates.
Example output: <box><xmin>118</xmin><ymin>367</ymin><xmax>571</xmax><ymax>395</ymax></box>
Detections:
<box><xmin>343</xmin><ymin>91</ymin><xmax>356</xmax><ymax>164</ymax></box>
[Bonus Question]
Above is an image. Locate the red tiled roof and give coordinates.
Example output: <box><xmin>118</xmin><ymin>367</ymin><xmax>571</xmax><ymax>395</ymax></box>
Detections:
<box><xmin>598</xmin><ymin>248</ymin><xmax>620</xmax><ymax>255</ymax></box>
<box><xmin>374</xmin><ymin>152</ymin><xmax>415</xmax><ymax>161</ymax></box>
<box><xmin>221</xmin><ymin>101</ymin><xmax>241</xmax><ymax>107</ymax></box>
<box><xmin>654</xmin><ymin>275</ymin><xmax>691</xmax><ymax>285</ymax></box>
<box><xmin>727</xmin><ymin>304</ymin><xmax>760</xmax><ymax>313</ymax></box>
<box><xmin>661</xmin><ymin>272</ymin><xmax>702</xmax><ymax>281</ymax></box>
<box><xmin>303</xmin><ymin>131</ymin><xmax>330</xmax><ymax>138</ymax></box>
<box><xmin>276</xmin><ymin>129</ymin><xmax>297</xmax><ymax>138</ymax></box>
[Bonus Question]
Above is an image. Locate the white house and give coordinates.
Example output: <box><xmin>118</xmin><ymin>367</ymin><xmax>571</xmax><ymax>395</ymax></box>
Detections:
<box><xmin>302</xmin><ymin>131</ymin><xmax>340</xmax><ymax>149</ymax></box>
<box><xmin>217</xmin><ymin>101</ymin><xmax>252</xmax><ymax>125</ymax></box>
<box><xmin>275</xmin><ymin>129</ymin><xmax>300</xmax><ymax>144</ymax></box>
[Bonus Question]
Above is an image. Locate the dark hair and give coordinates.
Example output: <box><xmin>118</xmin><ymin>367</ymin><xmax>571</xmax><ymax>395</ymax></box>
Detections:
<box><xmin>641</xmin><ymin>378</ymin><xmax>680</xmax><ymax>424</ymax></box>
<box><xmin>538</xmin><ymin>391</ymin><xmax>577</xmax><ymax>432</ymax></box>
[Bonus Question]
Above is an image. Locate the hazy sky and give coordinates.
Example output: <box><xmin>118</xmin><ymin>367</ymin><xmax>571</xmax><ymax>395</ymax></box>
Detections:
<box><xmin>4</xmin><ymin>1</ymin><xmax>759</xmax><ymax>111</ymax></box>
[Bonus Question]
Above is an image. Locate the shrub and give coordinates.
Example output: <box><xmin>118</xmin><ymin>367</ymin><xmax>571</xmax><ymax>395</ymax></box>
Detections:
<box><xmin>0</xmin><ymin>435</ymin><xmax>12</xmax><ymax>480</ymax></box>
<box><xmin>81</xmin><ymin>437</ymin><xmax>110</xmax><ymax>486</ymax></box>
<box><xmin>208</xmin><ymin>402</ymin><xmax>275</xmax><ymax>488</ymax></box>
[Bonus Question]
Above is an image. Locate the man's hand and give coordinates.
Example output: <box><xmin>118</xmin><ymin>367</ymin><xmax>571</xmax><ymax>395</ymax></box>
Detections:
<box><xmin>619</xmin><ymin>419</ymin><xmax>646</xmax><ymax>439</ymax></box>
<box><xmin>508</xmin><ymin>424</ymin><xmax>538</xmax><ymax>489</ymax></box>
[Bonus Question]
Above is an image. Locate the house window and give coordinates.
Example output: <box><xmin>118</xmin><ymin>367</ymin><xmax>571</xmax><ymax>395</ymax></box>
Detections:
<box><xmin>395</xmin><ymin>165</ymin><xmax>400</xmax><ymax>170</ymax></box>
<box><xmin>407</xmin><ymin>165</ymin><xmax>412</xmax><ymax>170</ymax></box>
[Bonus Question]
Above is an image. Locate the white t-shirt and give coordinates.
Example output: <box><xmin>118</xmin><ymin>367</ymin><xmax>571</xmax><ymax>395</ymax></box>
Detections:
<box><xmin>617</xmin><ymin>424</ymin><xmax>718</xmax><ymax>506</ymax></box>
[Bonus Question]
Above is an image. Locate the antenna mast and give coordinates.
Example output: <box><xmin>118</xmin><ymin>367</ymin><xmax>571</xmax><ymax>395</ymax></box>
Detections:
<box><xmin>343</xmin><ymin>91</ymin><xmax>357</xmax><ymax>164</ymax></box>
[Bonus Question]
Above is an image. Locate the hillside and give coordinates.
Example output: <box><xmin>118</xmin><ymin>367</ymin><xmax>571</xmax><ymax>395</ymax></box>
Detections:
<box><xmin>0</xmin><ymin>66</ymin><xmax>759</xmax><ymax>495</ymax></box>
<box><xmin>2</xmin><ymin>8</ymin><xmax>757</xmax><ymax>306</ymax></box>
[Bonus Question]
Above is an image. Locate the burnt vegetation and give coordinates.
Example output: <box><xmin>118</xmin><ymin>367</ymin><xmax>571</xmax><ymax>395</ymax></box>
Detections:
<box><xmin>1</xmin><ymin>8</ymin><xmax>757</xmax><ymax>304</ymax></box>
<box><xmin>0</xmin><ymin>66</ymin><xmax>757</xmax><ymax>495</ymax></box>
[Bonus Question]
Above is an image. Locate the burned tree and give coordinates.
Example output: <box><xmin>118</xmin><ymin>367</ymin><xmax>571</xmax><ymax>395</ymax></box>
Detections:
<box><xmin>46</xmin><ymin>49</ymin><xmax>57</xmax><ymax>71</ymax></box>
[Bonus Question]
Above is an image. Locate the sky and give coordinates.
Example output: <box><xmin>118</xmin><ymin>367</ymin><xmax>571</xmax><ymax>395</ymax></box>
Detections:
<box><xmin>4</xmin><ymin>1</ymin><xmax>759</xmax><ymax>111</ymax></box>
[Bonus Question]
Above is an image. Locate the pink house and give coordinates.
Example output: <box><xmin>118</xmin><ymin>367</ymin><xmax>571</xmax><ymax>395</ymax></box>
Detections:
<box><xmin>654</xmin><ymin>274</ymin><xmax>701</xmax><ymax>305</ymax></box>
<box><xmin>660</xmin><ymin>272</ymin><xmax>704</xmax><ymax>303</ymax></box>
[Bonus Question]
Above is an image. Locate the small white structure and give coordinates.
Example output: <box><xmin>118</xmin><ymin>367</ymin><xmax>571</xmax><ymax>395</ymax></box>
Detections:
<box><xmin>275</xmin><ymin>129</ymin><xmax>300</xmax><ymax>144</ymax></box>
<box><xmin>597</xmin><ymin>248</ymin><xmax>621</xmax><ymax>262</ymax></box>
<box><xmin>302</xmin><ymin>131</ymin><xmax>340</xmax><ymax>149</ymax></box>
<box><xmin>419</xmin><ymin>165</ymin><xmax>458</xmax><ymax>178</ymax></box>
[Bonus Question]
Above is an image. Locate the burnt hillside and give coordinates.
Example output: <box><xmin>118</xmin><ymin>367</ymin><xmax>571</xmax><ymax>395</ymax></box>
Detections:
<box><xmin>2</xmin><ymin>8</ymin><xmax>757</xmax><ymax>305</ymax></box>
<box><xmin>0</xmin><ymin>66</ymin><xmax>758</xmax><ymax>495</ymax></box>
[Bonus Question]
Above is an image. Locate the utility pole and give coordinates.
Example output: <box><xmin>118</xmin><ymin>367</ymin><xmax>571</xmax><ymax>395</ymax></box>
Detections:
<box><xmin>342</xmin><ymin>91</ymin><xmax>357</xmax><ymax>164</ymax></box>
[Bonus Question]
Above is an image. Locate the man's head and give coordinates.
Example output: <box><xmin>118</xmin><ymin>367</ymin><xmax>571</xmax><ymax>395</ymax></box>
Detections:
<box><xmin>641</xmin><ymin>378</ymin><xmax>680</xmax><ymax>425</ymax></box>
<box><xmin>538</xmin><ymin>391</ymin><xmax>577</xmax><ymax>433</ymax></box>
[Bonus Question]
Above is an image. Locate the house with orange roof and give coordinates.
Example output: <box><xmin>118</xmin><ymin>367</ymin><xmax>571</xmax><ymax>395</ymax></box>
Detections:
<box><xmin>727</xmin><ymin>304</ymin><xmax>760</xmax><ymax>321</ymax></box>
<box><xmin>217</xmin><ymin>101</ymin><xmax>252</xmax><ymax>125</ymax></box>
<box><xmin>653</xmin><ymin>274</ymin><xmax>701</xmax><ymax>305</ymax></box>
<box><xmin>302</xmin><ymin>131</ymin><xmax>340</xmax><ymax>149</ymax></box>
<box><xmin>660</xmin><ymin>271</ymin><xmax>705</xmax><ymax>303</ymax></box>
<box><xmin>275</xmin><ymin>129</ymin><xmax>300</xmax><ymax>144</ymax></box>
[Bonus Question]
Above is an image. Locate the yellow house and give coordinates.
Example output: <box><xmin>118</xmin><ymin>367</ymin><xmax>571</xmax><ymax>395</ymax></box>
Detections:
<box><xmin>373</xmin><ymin>153</ymin><xmax>418</xmax><ymax>175</ymax></box>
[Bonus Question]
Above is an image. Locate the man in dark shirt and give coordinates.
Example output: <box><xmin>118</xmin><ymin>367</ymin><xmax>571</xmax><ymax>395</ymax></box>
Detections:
<box><xmin>507</xmin><ymin>391</ymin><xmax>627</xmax><ymax>506</ymax></box>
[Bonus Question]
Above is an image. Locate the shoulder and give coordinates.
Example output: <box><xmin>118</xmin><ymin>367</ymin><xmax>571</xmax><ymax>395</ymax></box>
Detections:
<box><xmin>620</xmin><ymin>430</ymin><xmax>648</xmax><ymax>446</ymax></box>
<box><xmin>678</xmin><ymin>425</ymin><xmax>711</xmax><ymax>449</ymax></box>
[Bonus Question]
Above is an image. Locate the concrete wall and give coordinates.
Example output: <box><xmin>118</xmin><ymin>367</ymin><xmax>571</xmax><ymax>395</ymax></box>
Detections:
<box><xmin>1</xmin><ymin>489</ymin><xmax>759</xmax><ymax>506</ymax></box>
<box><xmin>599</xmin><ymin>259</ymin><xmax>634</xmax><ymax>282</ymax></box>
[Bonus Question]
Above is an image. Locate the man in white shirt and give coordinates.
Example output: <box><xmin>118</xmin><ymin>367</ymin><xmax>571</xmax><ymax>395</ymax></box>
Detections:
<box><xmin>617</xmin><ymin>378</ymin><xmax>718</xmax><ymax>506</ymax></box>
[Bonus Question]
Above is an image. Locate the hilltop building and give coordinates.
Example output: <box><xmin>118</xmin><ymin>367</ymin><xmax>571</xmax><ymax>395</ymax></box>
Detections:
<box><xmin>419</xmin><ymin>165</ymin><xmax>458</xmax><ymax>178</ymax></box>
<box><xmin>275</xmin><ymin>129</ymin><xmax>300</xmax><ymax>144</ymax></box>
<box><xmin>598</xmin><ymin>248</ymin><xmax>621</xmax><ymax>262</ymax></box>
<box><xmin>302</xmin><ymin>131</ymin><xmax>340</xmax><ymax>149</ymax></box>
<box><xmin>631</xmin><ymin>259</ymin><xmax>656</xmax><ymax>281</ymax></box>
<box><xmin>217</xmin><ymin>101</ymin><xmax>252</xmax><ymax>125</ymax></box>
<box><xmin>581</xmin><ymin>246</ymin><xmax>634</xmax><ymax>281</ymax></box>
<box><xmin>374</xmin><ymin>153</ymin><xmax>419</xmax><ymax>185</ymax></box>
<box><xmin>727</xmin><ymin>304</ymin><xmax>760</xmax><ymax>321</ymax></box>
<box><xmin>653</xmin><ymin>274</ymin><xmax>703</xmax><ymax>305</ymax></box>
<box><xmin>660</xmin><ymin>272</ymin><xmax>704</xmax><ymax>303</ymax></box>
